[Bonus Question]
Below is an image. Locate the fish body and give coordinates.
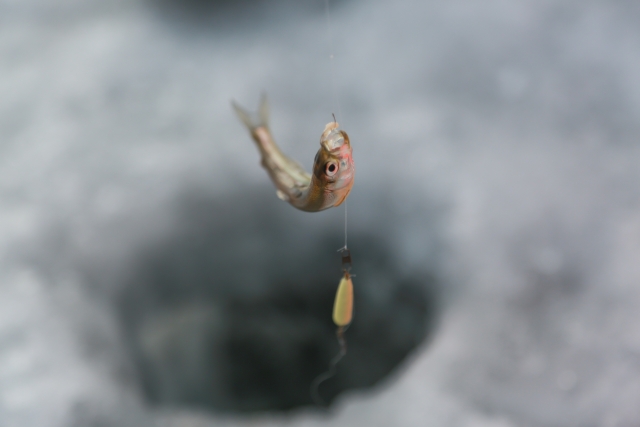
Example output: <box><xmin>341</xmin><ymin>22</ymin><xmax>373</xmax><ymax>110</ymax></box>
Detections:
<box><xmin>233</xmin><ymin>96</ymin><xmax>354</xmax><ymax>212</ymax></box>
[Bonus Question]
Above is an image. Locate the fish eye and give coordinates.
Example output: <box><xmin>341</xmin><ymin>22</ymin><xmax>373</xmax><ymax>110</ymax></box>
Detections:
<box><xmin>325</xmin><ymin>161</ymin><xmax>338</xmax><ymax>177</ymax></box>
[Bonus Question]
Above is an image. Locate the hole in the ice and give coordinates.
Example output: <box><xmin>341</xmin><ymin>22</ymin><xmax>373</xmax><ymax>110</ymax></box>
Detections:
<box><xmin>113</xmin><ymin>189</ymin><xmax>439</xmax><ymax>412</ymax></box>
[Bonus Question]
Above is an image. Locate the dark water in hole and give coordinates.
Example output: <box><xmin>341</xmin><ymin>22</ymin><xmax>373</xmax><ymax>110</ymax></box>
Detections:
<box><xmin>115</xmin><ymin>189</ymin><xmax>439</xmax><ymax>412</ymax></box>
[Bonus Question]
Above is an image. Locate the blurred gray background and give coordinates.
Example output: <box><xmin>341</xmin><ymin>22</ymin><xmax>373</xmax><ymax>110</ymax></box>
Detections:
<box><xmin>1</xmin><ymin>0</ymin><xmax>640</xmax><ymax>426</ymax></box>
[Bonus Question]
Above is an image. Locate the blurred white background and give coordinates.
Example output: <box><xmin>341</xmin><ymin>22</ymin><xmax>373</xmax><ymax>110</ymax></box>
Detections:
<box><xmin>1</xmin><ymin>0</ymin><xmax>640</xmax><ymax>426</ymax></box>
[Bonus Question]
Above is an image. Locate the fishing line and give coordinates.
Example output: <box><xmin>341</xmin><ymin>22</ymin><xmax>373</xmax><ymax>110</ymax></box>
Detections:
<box><xmin>344</xmin><ymin>200</ymin><xmax>348</xmax><ymax>250</ymax></box>
<box><xmin>324</xmin><ymin>0</ymin><xmax>348</xmax><ymax>252</ymax></box>
<box><xmin>309</xmin><ymin>0</ymin><xmax>355</xmax><ymax>408</ymax></box>
<box><xmin>324</xmin><ymin>0</ymin><xmax>343</xmax><ymax>123</ymax></box>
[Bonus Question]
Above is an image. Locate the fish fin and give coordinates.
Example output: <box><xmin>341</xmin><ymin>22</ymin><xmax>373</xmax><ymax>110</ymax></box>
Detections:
<box><xmin>231</xmin><ymin>94</ymin><xmax>269</xmax><ymax>130</ymax></box>
<box><xmin>258</xmin><ymin>93</ymin><xmax>269</xmax><ymax>127</ymax></box>
<box><xmin>290</xmin><ymin>187</ymin><xmax>303</xmax><ymax>198</ymax></box>
<box><xmin>276</xmin><ymin>190</ymin><xmax>289</xmax><ymax>202</ymax></box>
<box><xmin>231</xmin><ymin>101</ymin><xmax>256</xmax><ymax>130</ymax></box>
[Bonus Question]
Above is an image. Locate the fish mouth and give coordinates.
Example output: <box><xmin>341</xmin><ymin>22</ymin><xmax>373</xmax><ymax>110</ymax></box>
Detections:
<box><xmin>320</xmin><ymin>122</ymin><xmax>350</xmax><ymax>152</ymax></box>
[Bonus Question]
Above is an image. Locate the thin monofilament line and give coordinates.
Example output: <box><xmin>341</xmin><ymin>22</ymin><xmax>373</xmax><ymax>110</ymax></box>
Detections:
<box><xmin>324</xmin><ymin>0</ymin><xmax>343</xmax><ymax>123</ymax></box>
<box><xmin>344</xmin><ymin>200</ymin><xmax>348</xmax><ymax>249</ymax></box>
<box><xmin>324</xmin><ymin>0</ymin><xmax>348</xmax><ymax>251</ymax></box>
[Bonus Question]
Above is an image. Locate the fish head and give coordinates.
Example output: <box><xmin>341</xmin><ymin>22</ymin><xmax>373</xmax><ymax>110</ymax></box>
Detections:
<box><xmin>313</xmin><ymin>121</ymin><xmax>355</xmax><ymax>193</ymax></box>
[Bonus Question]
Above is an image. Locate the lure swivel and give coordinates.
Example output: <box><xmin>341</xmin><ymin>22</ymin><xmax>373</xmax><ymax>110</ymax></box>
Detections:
<box><xmin>340</xmin><ymin>248</ymin><xmax>352</xmax><ymax>272</ymax></box>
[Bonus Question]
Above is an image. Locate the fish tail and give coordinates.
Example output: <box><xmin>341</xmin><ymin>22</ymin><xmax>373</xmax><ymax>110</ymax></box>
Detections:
<box><xmin>258</xmin><ymin>93</ymin><xmax>269</xmax><ymax>127</ymax></box>
<box><xmin>232</xmin><ymin>93</ymin><xmax>270</xmax><ymax>130</ymax></box>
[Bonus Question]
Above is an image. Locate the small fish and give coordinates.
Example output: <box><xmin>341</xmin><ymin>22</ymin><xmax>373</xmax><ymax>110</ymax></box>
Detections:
<box><xmin>232</xmin><ymin>95</ymin><xmax>355</xmax><ymax>212</ymax></box>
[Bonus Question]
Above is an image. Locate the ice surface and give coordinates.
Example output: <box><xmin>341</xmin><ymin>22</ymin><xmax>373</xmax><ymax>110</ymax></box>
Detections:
<box><xmin>1</xmin><ymin>0</ymin><xmax>640</xmax><ymax>426</ymax></box>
